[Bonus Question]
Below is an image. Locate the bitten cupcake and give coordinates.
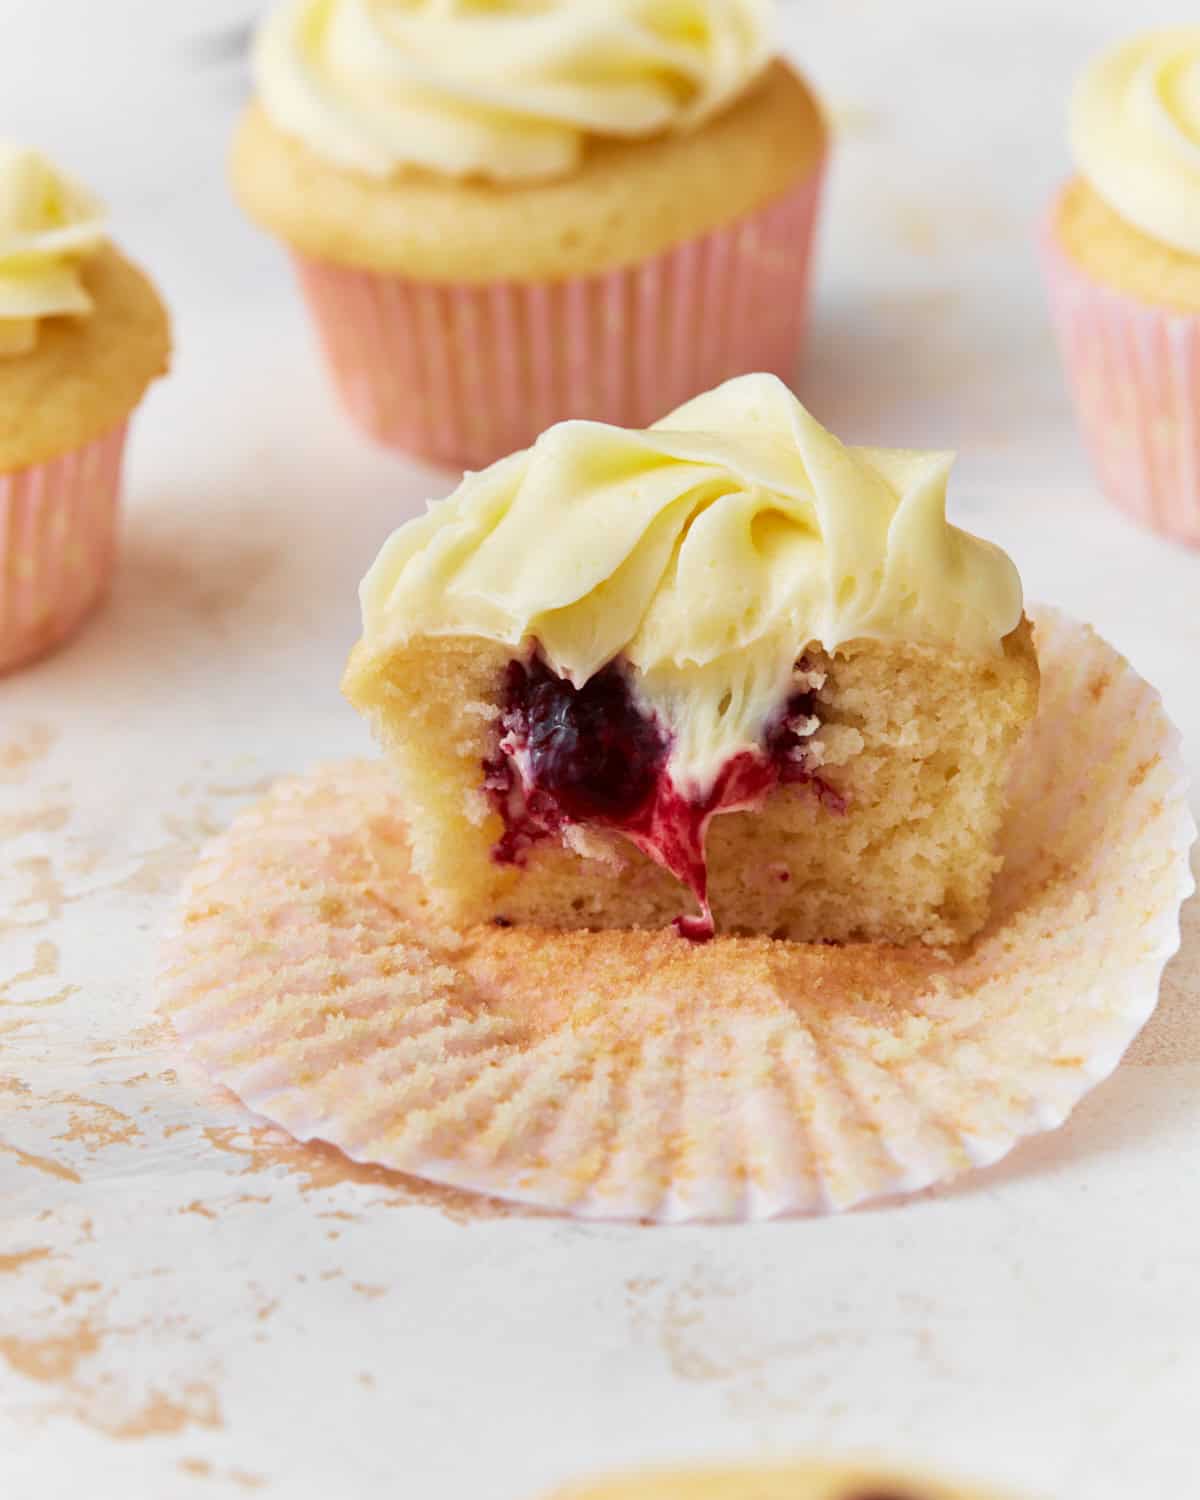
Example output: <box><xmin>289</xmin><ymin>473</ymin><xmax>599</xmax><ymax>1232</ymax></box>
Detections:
<box><xmin>344</xmin><ymin>373</ymin><xmax>1038</xmax><ymax>946</ymax></box>
<box><xmin>166</xmin><ymin>378</ymin><xmax>1192</xmax><ymax>1221</ymax></box>
<box><xmin>231</xmin><ymin>0</ymin><xmax>827</xmax><ymax>470</ymax></box>
<box><xmin>0</xmin><ymin>146</ymin><xmax>170</xmax><ymax>673</ymax></box>
<box><xmin>1041</xmin><ymin>28</ymin><xmax>1200</xmax><ymax>546</ymax></box>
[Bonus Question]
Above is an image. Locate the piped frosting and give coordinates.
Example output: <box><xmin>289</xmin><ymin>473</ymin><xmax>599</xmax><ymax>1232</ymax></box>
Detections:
<box><xmin>1070</xmin><ymin>28</ymin><xmax>1200</xmax><ymax>256</ymax></box>
<box><xmin>358</xmin><ymin>373</ymin><xmax>1024</xmax><ymax>792</ymax></box>
<box><xmin>255</xmin><ymin>0</ymin><xmax>775</xmax><ymax>182</ymax></box>
<box><xmin>0</xmin><ymin>146</ymin><xmax>107</xmax><ymax>357</ymax></box>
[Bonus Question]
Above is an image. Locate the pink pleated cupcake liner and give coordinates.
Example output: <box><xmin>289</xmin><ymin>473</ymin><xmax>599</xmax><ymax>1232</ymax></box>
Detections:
<box><xmin>293</xmin><ymin>167</ymin><xmax>824</xmax><ymax>470</ymax></box>
<box><xmin>160</xmin><ymin>609</ymin><xmax>1194</xmax><ymax>1223</ymax></box>
<box><xmin>0</xmin><ymin>421</ymin><xmax>129</xmax><ymax>675</ymax></box>
<box><xmin>1041</xmin><ymin>203</ymin><xmax>1200</xmax><ymax>546</ymax></box>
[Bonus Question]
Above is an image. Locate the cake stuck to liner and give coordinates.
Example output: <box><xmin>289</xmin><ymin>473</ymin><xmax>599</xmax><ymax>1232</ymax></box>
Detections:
<box><xmin>344</xmin><ymin>374</ymin><xmax>1038</xmax><ymax>944</ymax></box>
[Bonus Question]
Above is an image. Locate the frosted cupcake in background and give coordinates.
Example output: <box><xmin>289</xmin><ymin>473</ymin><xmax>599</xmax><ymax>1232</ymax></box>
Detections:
<box><xmin>1041</xmin><ymin>28</ymin><xmax>1200</xmax><ymax>546</ymax></box>
<box><xmin>542</xmin><ymin>1459</ymin><xmax>1022</xmax><ymax>1499</ymax></box>
<box><xmin>231</xmin><ymin>0</ymin><xmax>827</xmax><ymax>470</ymax></box>
<box><xmin>0</xmin><ymin>147</ymin><xmax>170</xmax><ymax>673</ymax></box>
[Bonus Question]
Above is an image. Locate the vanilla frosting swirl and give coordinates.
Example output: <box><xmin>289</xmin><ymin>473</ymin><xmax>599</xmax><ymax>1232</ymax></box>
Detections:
<box><xmin>0</xmin><ymin>146</ymin><xmax>107</xmax><ymax>357</ymax></box>
<box><xmin>1070</xmin><ymin>28</ymin><xmax>1200</xmax><ymax>255</ymax></box>
<box><xmin>255</xmin><ymin>0</ymin><xmax>775</xmax><ymax>182</ymax></box>
<box><xmin>359</xmin><ymin>375</ymin><xmax>1023</xmax><ymax>789</ymax></box>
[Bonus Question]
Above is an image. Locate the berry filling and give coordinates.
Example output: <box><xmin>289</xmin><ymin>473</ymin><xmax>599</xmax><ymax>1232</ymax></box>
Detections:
<box><xmin>483</xmin><ymin>659</ymin><xmax>669</xmax><ymax>864</ymax></box>
<box><xmin>483</xmin><ymin>655</ymin><xmax>843</xmax><ymax>941</ymax></box>
<box><xmin>843</xmin><ymin>1492</ymin><xmax>930</xmax><ymax>1500</ymax></box>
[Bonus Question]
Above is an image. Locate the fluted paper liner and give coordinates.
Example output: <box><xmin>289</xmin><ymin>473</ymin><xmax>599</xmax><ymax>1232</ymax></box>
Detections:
<box><xmin>292</xmin><ymin>165</ymin><xmax>823</xmax><ymax>472</ymax></box>
<box><xmin>0</xmin><ymin>421</ymin><xmax>129</xmax><ymax>673</ymax></box>
<box><xmin>161</xmin><ymin>610</ymin><xmax>1195</xmax><ymax>1221</ymax></box>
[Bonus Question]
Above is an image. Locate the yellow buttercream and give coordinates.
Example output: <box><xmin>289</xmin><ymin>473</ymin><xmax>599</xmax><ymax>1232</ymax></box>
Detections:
<box><xmin>0</xmin><ymin>146</ymin><xmax>107</xmax><ymax>357</ymax></box>
<box><xmin>359</xmin><ymin>375</ymin><xmax>1024</xmax><ymax>789</ymax></box>
<box><xmin>1070</xmin><ymin>28</ymin><xmax>1200</xmax><ymax>256</ymax></box>
<box><xmin>255</xmin><ymin>0</ymin><xmax>775</xmax><ymax>182</ymax></box>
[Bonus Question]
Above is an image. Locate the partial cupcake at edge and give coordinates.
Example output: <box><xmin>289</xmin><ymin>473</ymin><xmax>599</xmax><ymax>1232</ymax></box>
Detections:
<box><xmin>230</xmin><ymin>0</ymin><xmax>827</xmax><ymax>470</ymax></box>
<box><xmin>0</xmin><ymin>145</ymin><xmax>170</xmax><ymax>673</ymax></box>
<box><xmin>1042</xmin><ymin>26</ymin><xmax>1200</xmax><ymax>546</ymax></box>
<box><xmin>345</xmin><ymin>373</ymin><xmax>1038</xmax><ymax>946</ymax></box>
<box><xmin>540</xmin><ymin>1457</ymin><xmax>1022</xmax><ymax>1500</ymax></box>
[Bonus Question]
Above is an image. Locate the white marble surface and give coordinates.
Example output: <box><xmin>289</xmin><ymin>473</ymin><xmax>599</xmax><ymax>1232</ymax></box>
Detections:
<box><xmin>3</xmin><ymin>3</ymin><xmax>1200</xmax><ymax>1497</ymax></box>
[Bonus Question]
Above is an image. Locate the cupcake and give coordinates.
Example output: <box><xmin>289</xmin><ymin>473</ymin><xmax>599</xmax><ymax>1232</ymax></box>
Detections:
<box><xmin>1041</xmin><ymin>28</ymin><xmax>1200</xmax><ymax>545</ymax></box>
<box><xmin>542</xmin><ymin>1460</ymin><xmax>1019</xmax><ymax>1500</ymax></box>
<box><xmin>231</xmin><ymin>0</ymin><xmax>827</xmax><ymax>470</ymax></box>
<box><xmin>0</xmin><ymin>146</ymin><xmax>170</xmax><ymax>673</ymax></box>
<box><xmin>344</xmin><ymin>373</ymin><xmax>1038</xmax><ymax>945</ymax></box>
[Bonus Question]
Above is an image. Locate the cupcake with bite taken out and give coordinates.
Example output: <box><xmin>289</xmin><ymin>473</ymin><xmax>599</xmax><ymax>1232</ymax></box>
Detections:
<box><xmin>167</xmin><ymin>378</ymin><xmax>1200</xmax><ymax>1225</ymax></box>
<box><xmin>0</xmin><ymin>145</ymin><xmax>170</xmax><ymax>674</ymax></box>
<box><xmin>1042</xmin><ymin>27</ymin><xmax>1200</xmax><ymax>546</ymax></box>
<box><xmin>344</xmin><ymin>372</ymin><xmax>1038</xmax><ymax>946</ymax></box>
<box><xmin>231</xmin><ymin>0</ymin><xmax>827</xmax><ymax>471</ymax></box>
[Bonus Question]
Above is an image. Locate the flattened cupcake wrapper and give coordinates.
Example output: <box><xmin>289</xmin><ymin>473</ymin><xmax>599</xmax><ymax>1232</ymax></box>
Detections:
<box><xmin>1041</xmin><ymin>204</ymin><xmax>1200</xmax><ymax>546</ymax></box>
<box><xmin>0</xmin><ymin>421</ymin><xmax>129</xmax><ymax>674</ymax></box>
<box><xmin>292</xmin><ymin>166</ymin><xmax>824</xmax><ymax>471</ymax></box>
<box><xmin>161</xmin><ymin>609</ymin><xmax>1194</xmax><ymax>1223</ymax></box>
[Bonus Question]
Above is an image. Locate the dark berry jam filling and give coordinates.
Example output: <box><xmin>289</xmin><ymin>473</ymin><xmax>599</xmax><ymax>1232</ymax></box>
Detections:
<box><xmin>482</xmin><ymin>658</ymin><xmax>669</xmax><ymax>865</ymax></box>
<box><xmin>484</xmin><ymin>654</ymin><xmax>842</xmax><ymax>941</ymax></box>
<box><xmin>514</xmin><ymin>657</ymin><xmax>667</xmax><ymax>823</ymax></box>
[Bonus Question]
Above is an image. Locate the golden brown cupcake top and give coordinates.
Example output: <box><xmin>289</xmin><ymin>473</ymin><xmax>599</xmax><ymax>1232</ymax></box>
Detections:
<box><xmin>231</xmin><ymin>57</ymin><xmax>824</xmax><ymax>281</ymax></box>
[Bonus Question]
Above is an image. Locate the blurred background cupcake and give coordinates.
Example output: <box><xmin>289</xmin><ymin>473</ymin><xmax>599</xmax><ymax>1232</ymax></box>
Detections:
<box><xmin>541</xmin><ymin>1458</ymin><xmax>1021</xmax><ymax>1499</ymax></box>
<box><xmin>231</xmin><ymin>0</ymin><xmax>827</xmax><ymax>470</ymax></box>
<box><xmin>0</xmin><ymin>146</ymin><xmax>170</xmax><ymax>674</ymax></box>
<box><xmin>1041</xmin><ymin>27</ymin><xmax>1200</xmax><ymax>547</ymax></box>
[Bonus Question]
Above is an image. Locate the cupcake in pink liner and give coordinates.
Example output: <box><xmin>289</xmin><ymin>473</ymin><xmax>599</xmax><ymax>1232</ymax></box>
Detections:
<box><xmin>540</xmin><ymin>1458</ymin><xmax>1022</xmax><ymax>1500</ymax></box>
<box><xmin>1041</xmin><ymin>28</ymin><xmax>1200</xmax><ymax>547</ymax></box>
<box><xmin>230</xmin><ymin>0</ymin><xmax>827</xmax><ymax>471</ymax></box>
<box><xmin>0</xmin><ymin>146</ymin><xmax>170</xmax><ymax>673</ymax></box>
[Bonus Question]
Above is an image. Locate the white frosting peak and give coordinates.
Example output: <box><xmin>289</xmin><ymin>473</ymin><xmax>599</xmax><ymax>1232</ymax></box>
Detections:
<box><xmin>0</xmin><ymin>146</ymin><xmax>106</xmax><ymax>357</ymax></box>
<box><xmin>1071</xmin><ymin>28</ymin><xmax>1200</xmax><ymax>254</ymax></box>
<box><xmin>255</xmin><ymin>0</ymin><xmax>775</xmax><ymax>182</ymax></box>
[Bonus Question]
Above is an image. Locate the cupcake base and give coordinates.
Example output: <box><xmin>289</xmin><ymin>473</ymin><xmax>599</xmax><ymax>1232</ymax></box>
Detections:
<box><xmin>0</xmin><ymin>420</ymin><xmax>129</xmax><ymax>675</ymax></box>
<box><xmin>293</xmin><ymin>170</ymin><xmax>823</xmax><ymax>471</ymax></box>
<box><xmin>161</xmin><ymin>610</ymin><xmax>1194</xmax><ymax>1222</ymax></box>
